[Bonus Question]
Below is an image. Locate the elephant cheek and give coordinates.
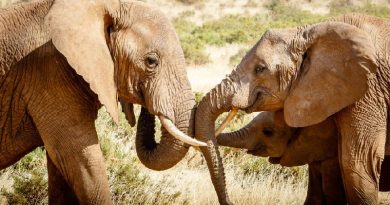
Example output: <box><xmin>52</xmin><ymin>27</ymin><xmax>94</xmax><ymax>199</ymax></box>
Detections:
<box><xmin>144</xmin><ymin>84</ymin><xmax>174</xmax><ymax>120</ymax></box>
<box><xmin>248</xmin><ymin>94</ymin><xmax>284</xmax><ymax>112</ymax></box>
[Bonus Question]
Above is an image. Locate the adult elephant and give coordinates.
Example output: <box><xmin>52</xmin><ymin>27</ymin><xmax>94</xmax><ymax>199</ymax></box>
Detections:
<box><xmin>196</xmin><ymin>13</ymin><xmax>389</xmax><ymax>204</ymax></box>
<box><xmin>0</xmin><ymin>0</ymin><xmax>211</xmax><ymax>204</ymax></box>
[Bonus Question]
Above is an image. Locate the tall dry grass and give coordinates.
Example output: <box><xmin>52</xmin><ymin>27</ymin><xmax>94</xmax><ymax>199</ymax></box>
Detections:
<box><xmin>1</xmin><ymin>0</ymin><xmax>390</xmax><ymax>204</ymax></box>
<box><xmin>0</xmin><ymin>107</ymin><xmax>309</xmax><ymax>205</ymax></box>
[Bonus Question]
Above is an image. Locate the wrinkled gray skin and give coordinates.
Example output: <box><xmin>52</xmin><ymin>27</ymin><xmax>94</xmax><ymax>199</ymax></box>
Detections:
<box><xmin>217</xmin><ymin>111</ymin><xmax>343</xmax><ymax>205</ymax></box>
<box><xmin>196</xmin><ymin>13</ymin><xmax>389</xmax><ymax>204</ymax></box>
<box><xmin>218</xmin><ymin>111</ymin><xmax>338</xmax><ymax>166</ymax></box>
<box><xmin>0</xmin><ymin>0</ymin><xmax>226</xmax><ymax>204</ymax></box>
<box><xmin>218</xmin><ymin>111</ymin><xmax>390</xmax><ymax>205</ymax></box>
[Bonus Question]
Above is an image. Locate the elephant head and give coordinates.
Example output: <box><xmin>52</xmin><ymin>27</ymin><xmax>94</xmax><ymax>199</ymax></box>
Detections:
<box><xmin>217</xmin><ymin>111</ymin><xmax>339</xmax><ymax>167</ymax></box>
<box><xmin>217</xmin><ymin>111</ymin><xmax>292</xmax><ymax>158</ymax></box>
<box><xmin>195</xmin><ymin>20</ymin><xmax>377</xmax><ymax>195</ymax></box>
<box><xmin>45</xmin><ymin>0</ymin><xmax>206</xmax><ymax>171</ymax></box>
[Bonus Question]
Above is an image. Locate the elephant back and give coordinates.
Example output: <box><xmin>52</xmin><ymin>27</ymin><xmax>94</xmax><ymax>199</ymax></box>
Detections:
<box><xmin>0</xmin><ymin>0</ymin><xmax>52</xmax><ymax>81</ymax></box>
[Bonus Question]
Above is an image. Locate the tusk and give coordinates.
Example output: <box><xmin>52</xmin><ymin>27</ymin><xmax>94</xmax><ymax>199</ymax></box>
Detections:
<box><xmin>159</xmin><ymin>116</ymin><xmax>207</xmax><ymax>147</ymax></box>
<box><xmin>215</xmin><ymin>109</ymin><xmax>239</xmax><ymax>136</ymax></box>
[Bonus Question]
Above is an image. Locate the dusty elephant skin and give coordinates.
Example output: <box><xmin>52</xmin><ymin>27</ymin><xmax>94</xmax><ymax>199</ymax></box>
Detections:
<box><xmin>196</xmin><ymin>13</ymin><xmax>390</xmax><ymax>205</ymax></box>
<box><xmin>218</xmin><ymin>111</ymin><xmax>345</xmax><ymax>205</ymax></box>
<box><xmin>0</xmin><ymin>0</ymin><xmax>220</xmax><ymax>204</ymax></box>
<box><xmin>218</xmin><ymin>111</ymin><xmax>390</xmax><ymax>205</ymax></box>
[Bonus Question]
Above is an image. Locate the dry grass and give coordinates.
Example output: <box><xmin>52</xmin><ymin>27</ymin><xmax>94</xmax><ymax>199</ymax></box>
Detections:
<box><xmin>1</xmin><ymin>0</ymin><xmax>390</xmax><ymax>204</ymax></box>
<box><xmin>2</xmin><ymin>109</ymin><xmax>389</xmax><ymax>204</ymax></box>
<box><xmin>0</xmin><ymin>108</ymin><xmax>309</xmax><ymax>205</ymax></box>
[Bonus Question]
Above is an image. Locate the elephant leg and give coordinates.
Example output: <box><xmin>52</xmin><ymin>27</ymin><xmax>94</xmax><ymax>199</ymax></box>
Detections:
<box><xmin>47</xmin><ymin>153</ymin><xmax>79</xmax><ymax>205</ymax></box>
<box><xmin>337</xmin><ymin>105</ymin><xmax>387</xmax><ymax>205</ymax></box>
<box><xmin>320</xmin><ymin>157</ymin><xmax>346</xmax><ymax>205</ymax></box>
<box><xmin>28</xmin><ymin>100</ymin><xmax>112</xmax><ymax>204</ymax></box>
<box><xmin>304</xmin><ymin>162</ymin><xmax>325</xmax><ymax>205</ymax></box>
<box><xmin>37</xmin><ymin>120</ymin><xmax>111</xmax><ymax>204</ymax></box>
<box><xmin>0</xmin><ymin>114</ymin><xmax>43</xmax><ymax>169</ymax></box>
<box><xmin>0</xmin><ymin>113</ymin><xmax>79</xmax><ymax>204</ymax></box>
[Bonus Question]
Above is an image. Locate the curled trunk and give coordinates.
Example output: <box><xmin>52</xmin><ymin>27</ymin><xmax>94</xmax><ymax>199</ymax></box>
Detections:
<box><xmin>195</xmin><ymin>77</ymin><xmax>237</xmax><ymax>204</ymax></box>
<box><xmin>135</xmin><ymin>89</ymin><xmax>196</xmax><ymax>170</ymax></box>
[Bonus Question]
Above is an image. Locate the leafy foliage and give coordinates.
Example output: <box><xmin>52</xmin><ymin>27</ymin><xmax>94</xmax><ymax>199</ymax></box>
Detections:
<box><xmin>329</xmin><ymin>0</ymin><xmax>390</xmax><ymax>18</ymax></box>
<box><xmin>174</xmin><ymin>0</ymin><xmax>325</xmax><ymax>65</ymax></box>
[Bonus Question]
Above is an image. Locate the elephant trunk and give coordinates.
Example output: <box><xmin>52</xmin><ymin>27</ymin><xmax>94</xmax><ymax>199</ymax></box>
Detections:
<box><xmin>195</xmin><ymin>76</ymin><xmax>237</xmax><ymax>204</ymax></box>
<box><xmin>217</xmin><ymin>127</ymin><xmax>251</xmax><ymax>149</ymax></box>
<box><xmin>135</xmin><ymin>96</ymin><xmax>195</xmax><ymax>171</ymax></box>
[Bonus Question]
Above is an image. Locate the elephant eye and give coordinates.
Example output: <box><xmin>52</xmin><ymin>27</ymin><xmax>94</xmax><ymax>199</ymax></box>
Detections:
<box><xmin>263</xmin><ymin>128</ymin><xmax>273</xmax><ymax>137</ymax></box>
<box><xmin>255</xmin><ymin>65</ymin><xmax>267</xmax><ymax>74</ymax></box>
<box><xmin>107</xmin><ymin>25</ymin><xmax>114</xmax><ymax>34</ymax></box>
<box><xmin>145</xmin><ymin>53</ymin><xmax>159</xmax><ymax>69</ymax></box>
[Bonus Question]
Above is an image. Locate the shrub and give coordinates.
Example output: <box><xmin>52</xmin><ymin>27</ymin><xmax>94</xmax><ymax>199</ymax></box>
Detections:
<box><xmin>1</xmin><ymin>168</ymin><xmax>48</xmax><ymax>205</ymax></box>
<box><xmin>329</xmin><ymin>0</ymin><xmax>390</xmax><ymax>18</ymax></box>
<box><xmin>174</xmin><ymin>1</ymin><xmax>326</xmax><ymax>65</ymax></box>
<box><xmin>0</xmin><ymin>148</ymin><xmax>47</xmax><ymax>205</ymax></box>
<box><xmin>194</xmin><ymin>91</ymin><xmax>204</xmax><ymax>105</ymax></box>
<box><xmin>265</xmin><ymin>0</ymin><xmax>326</xmax><ymax>28</ymax></box>
<box><xmin>174</xmin><ymin>18</ymin><xmax>210</xmax><ymax>65</ymax></box>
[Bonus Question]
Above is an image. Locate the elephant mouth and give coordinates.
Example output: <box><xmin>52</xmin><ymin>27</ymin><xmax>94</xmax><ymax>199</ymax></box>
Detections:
<box><xmin>243</xmin><ymin>90</ymin><xmax>263</xmax><ymax>113</ymax></box>
<box><xmin>247</xmin><ymin>148</ymin><xmax>283</xmax><ymax>164</ymax></box>
<box><xmin>244</xmin><ymin>88</ymin><xmax>282</xmax><ymax>113</ymax></box>
<box><xmin>267</xmin><ymin>129</ymin><xmax>300</xmax><ymax>165</ymax></box>
<box><xmin>246</xmin><ymin>144</ymin><xmax>267</xmax><ymax>157</ymax></box>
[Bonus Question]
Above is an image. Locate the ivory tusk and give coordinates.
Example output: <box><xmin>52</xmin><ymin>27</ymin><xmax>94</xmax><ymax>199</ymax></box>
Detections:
<box><xmin>215</xmin><ymin>109</ymin><xmax>239</xmax><ymax>136</ymax></box>
<box><xmin>159</xmin><ymin>116</ymin><xmax>207</xmax><ymax>147</ymax></box>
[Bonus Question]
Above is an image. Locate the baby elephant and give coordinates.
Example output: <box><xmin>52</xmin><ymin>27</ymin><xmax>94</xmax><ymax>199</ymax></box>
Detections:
<box><xmin>217</xmin><ymin>111</ymin><xmax>390</xmax><ymax>205</ymax></box>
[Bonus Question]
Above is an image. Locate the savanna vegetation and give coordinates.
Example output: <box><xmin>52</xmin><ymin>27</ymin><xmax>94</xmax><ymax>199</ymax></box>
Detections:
<box><xmin>174</xmin><ymin>0</ymin><xmax>390</xmax><ymax>65</ymax></box>
<box><xmin>1</xmin><ymin>0</ymin><xmax>390</xmax><ymax>204</ymax></box>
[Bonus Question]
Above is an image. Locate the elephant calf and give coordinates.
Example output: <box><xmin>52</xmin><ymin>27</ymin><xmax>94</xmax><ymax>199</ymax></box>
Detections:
<box><xmin>217</xmin><ymin>110</ymin><xmax>390</xmax><ymax>205</ymax></box>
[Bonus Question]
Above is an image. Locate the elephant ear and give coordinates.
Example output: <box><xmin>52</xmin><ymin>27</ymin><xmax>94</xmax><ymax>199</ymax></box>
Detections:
<box><xmin>284</xmin><ymin>22</ymin><xmax>377</xmax><ymax>127</ymax></box>
<box><xmin>45</xmin><ymin>0</ymin><xmax>120</xmax><ymax>123</ymax></box>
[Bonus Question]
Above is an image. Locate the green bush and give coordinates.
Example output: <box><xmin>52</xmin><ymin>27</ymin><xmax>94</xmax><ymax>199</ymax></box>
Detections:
<box><xmin>174</xmin><ymin>1</ymin><xmax>327</xmax><ymax>65</ymax></box>
<box><xmin>194</xmin><ymin>91</ymin><xmax>204</xmax><ymax>105</ymax></box>
<box><xmin>0</xmin><ymin>148</ymin><xmax>47</xmax><ymax>205</ymax></box>
<box><xmin>174</xmin><ymin>18</ymin><xmax>210</xmax><ymax>65</ymax></box>
<box><xmin>329</xmin><ymin>0</ymin><xmax>390</xmax><ymax>18</ymax></box>
<box><xmin>174</xmin><ymin>15</ymin><xmax>264</xmax><ymax>65</ymax></box>
<box><xmin>1</xmin><ymin>168</ymin><xmax>48</xmax><ymax>205</ymax></box>
<box><xmin>196</xmin><ymin>15</ymin><xmax>264</xmax><ymax>46</ymax></box>
<box><xmin>265</xmin><ymin>0</ymin><xmax>326</xmax><ymax>28</ymax></box>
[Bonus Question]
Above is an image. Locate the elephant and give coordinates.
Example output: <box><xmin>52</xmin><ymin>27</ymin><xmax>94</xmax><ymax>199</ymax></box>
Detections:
<box><xmin>0</xmin><ymin>0</ymin><xmax>225</xmax><ymax>204</ymax></box>
<box><xmin>217</xmin><ymin>110</ymin><xmax>390</xmax><ymax>204</ymax></box>
<box><xmin>195</xmin><ymin>13</ymin><xmax>390</xmax><ymax>204</ymax></box>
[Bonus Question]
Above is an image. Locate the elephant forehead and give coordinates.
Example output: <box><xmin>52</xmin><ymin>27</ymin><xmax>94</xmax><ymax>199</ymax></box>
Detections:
<box><xmin>255</xmin><ymin>38</ymin><xmax>292</xmax><ymax>70</ymax></box>
<box><xmin>123</xmin><ymin>22</ymin><xmax>179</xmax><ymax>57</ymax></box>
<box><xmin>254</xmin><ymin>111</ymin><xmax>275</xmax><ymax>123</ymax></box>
